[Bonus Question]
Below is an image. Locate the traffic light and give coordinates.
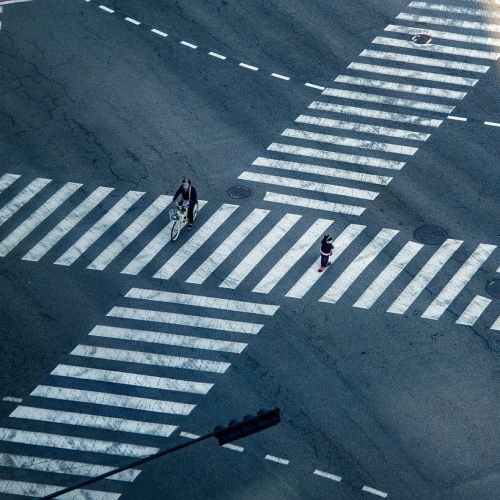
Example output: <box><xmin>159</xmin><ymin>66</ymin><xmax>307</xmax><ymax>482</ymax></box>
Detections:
<box><xmin>213</xmin><ymin>408</ymin><xmax>281</xmax><ymax>445</ymax></box>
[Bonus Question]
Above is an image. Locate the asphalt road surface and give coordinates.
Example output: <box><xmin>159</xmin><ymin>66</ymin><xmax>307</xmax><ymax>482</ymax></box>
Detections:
<box><xmin>1</xmin><ymin>0</ymin><xmax>500</xmax><ymax>499</ymax></box>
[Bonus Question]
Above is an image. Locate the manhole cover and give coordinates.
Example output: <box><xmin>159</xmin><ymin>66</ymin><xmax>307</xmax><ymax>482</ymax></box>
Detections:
<box><xmin>486</xmin><ymin>280</ymin><xmax>500</xmax><ymax>299</ymax></box>
<box><xmin>412</xmin><ymin>34</ymin><xmax>432</xmax><ymax>44</ymax></box>
<box><xmin>227</xmin><ymin>185</ymin><xmax>251</xmax><ymax>199</ymax></box>
<box><xmin>413</xmin><ymin>226</ymin><xmax>448</xmax><ymax>245</ymax></box>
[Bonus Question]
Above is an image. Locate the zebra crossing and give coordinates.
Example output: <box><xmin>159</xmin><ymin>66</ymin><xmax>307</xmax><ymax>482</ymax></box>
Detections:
<box><xmin>0</xmin><ymin>288</ymin><xmax>278</xmax><ymax>497</ymax></box>
<box><xmin>238</xmin><ymin>0</ymin><xmax>500</xmax><ymax>215</ymax></box>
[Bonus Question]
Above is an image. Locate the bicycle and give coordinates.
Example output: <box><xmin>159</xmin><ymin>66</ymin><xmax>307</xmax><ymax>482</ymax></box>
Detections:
<box><xmin>169</xmin><ymin>201</ymin><xmax>199</xmax><ymax>241</ymax></box>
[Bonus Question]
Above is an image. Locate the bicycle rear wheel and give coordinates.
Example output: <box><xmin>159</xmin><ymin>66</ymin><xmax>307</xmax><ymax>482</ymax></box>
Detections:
<box><xmin>192</xmin><ymin>201</ymin><xmax>199</xmax><ymax>220</ymax></box>
<box><xmin>171</xmin><ymin>220</ymin><xmax>181</xmax><ymax>241</ymax></box>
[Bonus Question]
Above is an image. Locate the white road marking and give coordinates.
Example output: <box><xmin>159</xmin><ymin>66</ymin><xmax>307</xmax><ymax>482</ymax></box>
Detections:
<box><xmin>240</xmin><ymin>171</ymin><xmax>379</xmax><ymax>200</ymax></box>
<box><xmin>286</xmin><ymin>224</ymin><xmax>365</xmax><ymax>299</ymax></box>
<box><xmin>22</xmin><ymin>186</ymin><xmax>114</xmax><ymax>262</ymax></box>
<box><xmin>305</xmin><ymin>83</ymin><xmax>325</xmax><ymax>90</ymax></box>
<box><xmin>0</xmin><ymin>427</ymin><xmax>159</xmax><ymax>457</ymax></box>
<box><xmin>421</xmin><ymin>244</ymin><xmax>496</xmax><ymax>320</ymax></box>
<box><xmin>348</xmin><ymin>62</ymin><xmax>479</xmax><ymax>86</ymax></box>
<box><xmin>125</xmin><ymin>288</ymin><xmax>279</xmax><ymax>315</ymax></box>
<box><xmin>448</xmin><ymin>116</ymin><xmax>467</xmax><ymax>121</ymax></box>
<box><xmin>0</xmin><ymin>177</ymin><xmax>51</xmax><ymax>227</ymax></box>
<box><xmin>396</xmin><ymin>13</ymin><xmax>500</xmax><ymax>34</ymax></box>
<box><xmin>0</xmin><ymin>173</ymin><xmax>20</xmax><ymax>194</ymax></box>
<box><xmin>154</xmin><ymin>204</ymin><xmax>238</xmax><ymax>280</ymax></box>
<box><xmin>11</xmin><ymin>405</ymin><xmax>176</xmax><ymax>437</ymax></box>
<box><xmin>323</xmin><ymin>88</ymin><xmax>454</xmax><ymax>114</ymax></box>
<box><xmin>267</xmin><ymin>143</ymin><xmax>406</xmax><ymax>170</ymax></box>
<box><xmin>54</xmin><ymin>190</ymin><xmax>144</xmax><ymax>266</ymax></box>
<box><xmin>385</xmin><ymin>24</ymin><xmax>500</xmax><ymax>47</ymax></box>
<box><xmin>125</xmin><ymin>16</ymin><xmax>140</xmax><ymax>25</ymax></box>
<box><xmin>456</xmin><ymin>295</ymin><xmax>491</xmax><ymax>326</ymax></box>
<box><xmin>32</xmin><ymin>384</ymin><xmax>195</xmax><ymax>415</ymax></box>
<box><xmin>361</xmin><ymin>49</ymin><xmax>490</xmax><ymax>73</ymax></box>
<box><xmin>88</xmin><ymin>195</ymin><xmax>170</xmax><ymax>271</ymax></box>
<box><xmin>409</xmin><ymin>1</ymin><xmax>500</xmax><ymax>19</ymax></box>
<box><xmin>0</xmin><ymin>481</ymin><xmax>120</xmax><ymax>500</ymax></box>
<box><xmin>98</xmin><ymin>5</ymin><xmax>114</xmax><ymax>13</ymax></box>
<box><xmin>271</xmin><ymin>73</ymin><xmax>290</xmax><ymax>80</ymax></box>
<box><xmin>121</xmin><ymin>200</ymin><xmax>207</xmax><ymax>275</ymax></box>
<box><xmin>209</xmin><ymin>51</ymin><xmax>226</xmax><ymax>59</ymax></box>
<box><xmin>309</xmin><ymin>101</ymin><xmax>443</xmax><ymax>127</ymax></box>
<box><xmin>186</xmin><ymin>209</ymin><xmax>269</xmax><ymax>284</ymax></box>
<box><xmin>71</xmin><ymin>343</ymin><xmax>231</xmax><ymax>373</ymax></box>
<box><xmin>353</xmin><ymin>241</ymin><xmax>424</xmax><ymax>309</ymax></box>
<box><xmin>253</xmin><ymin>218</ymin><xmax>334</xmax><ymax>294</ymax></box>
<box><xmin>151</xmin><ymin>28</ymin><xmax>168</xmax><ymax>37</ymax></box>
<box><xmin>239</xmin><ymin>62</ymin><xmax>258</xmax><ymax>70</ymax></box>
<box><xmin>0</xmin><ymin>452</ymin><xmax>140</xmax><ymax>481</ymax></box>
<box><xmin>180</xmin><ymin>431</ymin><xmax>200</xmax><ymax>439</ymax></box>
<box><xmin>313</xmin><ymin>469</ymin><xmax>342</xmax><ymax>482</ymax></box>
<box><xmin>2</xmin><ymin>397</ymin><xmax>22</xmax><ymax>403</ymax></box>
<box><xmin>107</xmin><ymin>306</ymin><xmax>263</xmax><ymax>334</ymax></box>
<box><xmin>334</xmin><ymin>75</ymin><xmax>466</xmax><ymax>99</ymax></box>
<box><xmin>295</xmin><ymin>114</ymin><xmax>430</xmax><ymax>141</ymax></box>
<box><xmin>220</xmin><ymin>213</ymin><xmax>302</xmax><ymax>289</ymax></box>
<box><xmin>180</xmin><ymin>41</ymin><xmax>197</xmax><ymax>48</ymax></box>
<box><xmin>265</xmin><ymin>454</ymin><xmax>289</xmax><ymax>465</ymax></box>
<box><xmin>320</xmin><ymin>228</ymin><xmax>399</xmax><ymax>304</ymax></box>
<box><xmin>263</xmin><ymin>192</ymin><xmax>365</xmax><ymax>215</ymax></box>
<box><xmin>89</xmin><ymin>325</ymin><xmax>248</xmax><ymax>354</ymax></box>
<box><xmin>253</xmin><ymin>156</ymin><xmax>393</xmax><ymax>185</ymax></box>
<box><xmin>485</xmin><ymin>121</ymin><xmax>500</xmax><ymax>127</ymax></box>
<box><xmin>282</xmin><ymin>127</ymin><xmax>418</xmax><ymax>155</ymax></box>
<box><xmin>222</xmin><ymin>443</ymin><xmax>244</xmax><ymax>452</ymax></box>
<box><xmin>372</xmin><ymin>36</ymin><xmax>499</xmax><ymax>61</ymax></box>
<box><xmin>387</xmin><ymin>239</ymin><xmax>463</xmax><ymax>314</ymax></box>
<box><xmin>0</xmin><ymin>182</ymin><xmax>81</xmax><ymax>257</ymax></box>
<box><xmin>362</xmin><ymin>485</ymin><xmax>388</xmax><ymax>498</ymax></box>
<box><xmin>52</xmin><ymin>364</ymin><xmax>213</xmax><ymax>394</ymax></box>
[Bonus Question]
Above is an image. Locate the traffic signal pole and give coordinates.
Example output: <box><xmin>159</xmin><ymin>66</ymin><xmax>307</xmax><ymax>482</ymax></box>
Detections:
<box><xmin>41</xmin><ymin>408</ymin><xmax>281</xmax><ymax>500</ymax></box>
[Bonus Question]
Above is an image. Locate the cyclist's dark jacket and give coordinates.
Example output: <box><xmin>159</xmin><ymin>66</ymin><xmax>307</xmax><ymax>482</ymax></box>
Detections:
<box><xmin>173</xmin><ymin>185</ymin><xmax>198</xmax><ymax>206</ymax></box>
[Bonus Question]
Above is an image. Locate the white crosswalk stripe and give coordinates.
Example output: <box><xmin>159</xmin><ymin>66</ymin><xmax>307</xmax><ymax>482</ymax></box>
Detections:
<box><xmin>121</xmin><ymin>200</ymin><xmax>208</xmax><ymax>275</ymax></box>
<box><xmin>0</xmin><ymin>182</ymin><xmax>81</xmax><ymax>257</ymax></box>
<box><xmin>372</xmin><ymin>37</ymin><xmax>500</xmax><ymax>61</ymax></box>
<box><xmin>322</xmin><ymin>88</ymin><xmax>455</xmax><ymax>114</ymax></box>
<box><xmin>0</xmin><ymin>452</ymin><xmax>140</xmax><ymax>481</ymax></box>
<box><xmin>252</xmin><ymin>156</ymin><xmax>393</xmax><ymax>185</ymax></box>
<box><xmin>286</xmin><ymin>224</ymin><xmax>366</xmax><ymax>299</ymax></box>
<box><xmin>55</xmin><ymin>190</ymin><xmax>144</xmax><ymax>266</ymax></box>
<box><xmin>334</xmin><ymin>75</ymin><xmax>466</xmax><ymax>99</ymax></box>
<box><xmin>387</xmin><ymin>239</ymin><xmax>463</xmax><ymax>315</ymax></box>
<box><xmin>22</xmin><ymin>186</ymin><xmax>114</xmax><ymax>262</ymax></box>
<box><xmin>456</xmin><ymin>295</ymin><xmax>491</xmax><ymax>326</ymax></box>
<box><xmin>0</xmin><ymin>480</ymin><xmax>121</xmax><ymax>500</ymax></box>
<box><xmin>320</xmin><ymin>228</ymin><xmax>399</xmax><ymax>304</ymax></box>
<box><xmin>408</xmin><ymin>1</ymin><xmax>500</xmax><ymax>19</ymax></box>
<box><xmin>154</xmin><ymin>203</ymin><xmax>239</xmax><ymax>280</ymax></box>
<box><xmin>220</xmin><ymin>213</ymin><xmax>302</xmax><ymax>289</ymax></box>
<box><xmin>240</xmin><ymin>171</ymin><xmax>380</xmax><ymax>200</ymax></box>
<box><xmin>421</xmin><ymin>244</ymin><xmax>496</xmax><ymax>320</ymax></box>
<box><xmin>396</xmin><ymin>13</ymin><xmax>500</xmax><ymax>33</ymax></box>
<box><xmin>88</xmin><ymin>195</ymin><xmax>171</xmax><ymax>271</ymax></box>
<box><xmin>360</xmin><ymin>49</ymin><xmax>490</xmax><ymax>73</ymax></box>
<box><xmin>308</xmin><ymin>101</ymin><xmax>443</xmax><ymax>127</ymax></box>
<box><xmin>348</xmin><ymin>62</ymin><xmax>479</xmax><ymax>86</ymax></box>
<box><xmin>281</xmin><ymin>128</ymin><xmax>419</xmax><ymax>154</ymax></box>
<box><xmin>353</xmin><ymin>241</ymin><xmax>424</xmax><ymax>309</ymax></box>
<box><xmin>0</xmin><ymin>173</ymin><xmax>20</xmax><ymax>194</ymax></box>
<box><xmin>11</xmin><ymin>405</ymin><xmax>176</xmax><ymax>437</ymax></box>
<box><xmin>186</xmin><ymin>208</ymin><xmax>269</xmax><ymax>285</ymax></box>
<box><xmin>253</xmin><ymin>218</ymin><xmax>334</xmax><ymax>294</ymax></box>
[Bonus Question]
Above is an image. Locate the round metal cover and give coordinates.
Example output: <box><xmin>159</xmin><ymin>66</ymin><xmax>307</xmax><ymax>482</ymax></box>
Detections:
<box><xmin>413</xmin><ymin>226</ymin><xmax>448</xmax><ymax>245</ymax></box>
<box><xmin>412</xmin><ymin>34</ymin><xmax>432</xmax><ymax>44</ymax></box>
<box><xmin>486</xmin><ymin>280</ymin><xmax>500</xmax><ymax>299</ymax></box>
<box><xmin>227</xmin><ymin>185</ymin><xmax>251</xmax><ymax>199</ymax></box>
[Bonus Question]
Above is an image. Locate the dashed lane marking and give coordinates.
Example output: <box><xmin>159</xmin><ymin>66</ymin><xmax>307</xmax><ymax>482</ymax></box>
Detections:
<box><xmin>265</xmin><ymin>454</ymin><xmax>289</xmax><ymax>465</ymax></box>
<box><xmin>362</xmin><ymin>485</ymin><xmax>388</xmax><ymax>497</ymax></box>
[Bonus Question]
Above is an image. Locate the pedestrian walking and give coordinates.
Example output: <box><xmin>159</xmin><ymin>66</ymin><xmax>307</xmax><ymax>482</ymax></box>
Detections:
<box><xmin>318</xmin><ymin>234</ymin><xmax>334</xmax><ymax>272</ymax></box>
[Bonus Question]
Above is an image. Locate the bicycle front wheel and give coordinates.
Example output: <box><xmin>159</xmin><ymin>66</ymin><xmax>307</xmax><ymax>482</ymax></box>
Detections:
<box><xmin>171</xmin><ymin>220</ymin><xmax>181</xmax><ymax>241</ymax></box>
<box><xmin>192</xmin><ymin>201</ymin><xmax>199</xmax><ymax>221</ymax></box>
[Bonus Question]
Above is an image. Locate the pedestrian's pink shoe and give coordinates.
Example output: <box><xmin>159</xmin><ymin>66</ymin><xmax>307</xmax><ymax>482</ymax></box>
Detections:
<box><xmin>327</xmin><ymin>261</ymin><xmax>332</xmax><ymax>266</ymax></box>
<box><xmin>318</xmin><ymin>267</ymin><xmax>325</xmax><ymax>272</ymax></box>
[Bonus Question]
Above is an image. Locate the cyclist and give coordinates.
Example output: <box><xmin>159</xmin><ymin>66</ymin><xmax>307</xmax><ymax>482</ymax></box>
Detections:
<box><xmin>173</xmin><ymin>177</ymin><xmax>198</xmax><ymax>229</ymax></box>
